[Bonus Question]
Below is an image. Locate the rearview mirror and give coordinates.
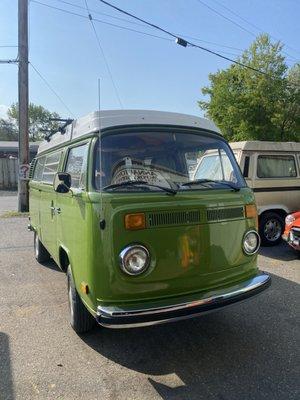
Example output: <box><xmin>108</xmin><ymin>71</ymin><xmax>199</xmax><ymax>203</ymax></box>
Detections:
<box><xmin>53</xmin><ymin>172</ymin><xmax>71</xmax><ymax>193</ymax></box>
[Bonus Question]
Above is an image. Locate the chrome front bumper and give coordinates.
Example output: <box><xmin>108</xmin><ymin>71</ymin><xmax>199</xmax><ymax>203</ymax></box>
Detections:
<box><xmin>96</xmin><ymin>273</ymin><xmax>271</xmax><ymax>329</ymax></box>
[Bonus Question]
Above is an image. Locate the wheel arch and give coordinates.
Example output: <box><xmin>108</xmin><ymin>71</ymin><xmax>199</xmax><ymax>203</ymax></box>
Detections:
<box><xmin>58</xmin><ymin>245</ymin><xmax>71</xmax><ymax>273</ymax></box>
<box><xmin>258</xmin><ymin>205</ymin><xmax>289</xmax><ymax>219</ymax></box>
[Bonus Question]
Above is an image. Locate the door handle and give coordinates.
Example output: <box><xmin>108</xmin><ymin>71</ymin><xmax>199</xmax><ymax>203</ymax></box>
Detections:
<box><xmin>50</xmin><ymin>206</ymin><xmax>61</xmax><ymax>215</ymax></box>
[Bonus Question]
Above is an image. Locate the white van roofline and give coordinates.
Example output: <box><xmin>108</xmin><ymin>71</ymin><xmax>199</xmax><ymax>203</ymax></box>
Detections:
<box><xmin>37</xmin><ymin>110</ymin><xmax>220</xmax><ymax>154</ymax></box>
<box><xmin>230</xmin><ymin>141</ymin><xmax>300</xmax><ymax>152</ymax></box>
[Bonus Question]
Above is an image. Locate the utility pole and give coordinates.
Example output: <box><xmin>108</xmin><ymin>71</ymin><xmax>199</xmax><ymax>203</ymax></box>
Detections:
<box><xmin>18</xmin><ymin>0</ymin><xmax>29</xmax><ymax>212</ymax></box>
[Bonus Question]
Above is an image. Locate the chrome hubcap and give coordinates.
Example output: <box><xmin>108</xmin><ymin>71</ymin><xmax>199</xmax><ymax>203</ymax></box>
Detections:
<box><xmin>264</xmin><ymin>219</ymin><xmax>281</xmax><ymax>241</ymax></box>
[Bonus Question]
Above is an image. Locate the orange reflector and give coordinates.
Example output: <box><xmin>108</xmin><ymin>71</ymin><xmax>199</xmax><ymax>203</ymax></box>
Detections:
<box><xmin>125</xmin><ymin>213</ymin><xmax>146</xmax><ymax>230</ymax></box>
<box><xmin>80</xmin><ymin>282</ymin><xmax>89</xmax><ymax>294</ymax></box>
<box><xmin>245</xmin><ymin>204</ymin><xmax>258</xmax><ymax>228</ymax></box>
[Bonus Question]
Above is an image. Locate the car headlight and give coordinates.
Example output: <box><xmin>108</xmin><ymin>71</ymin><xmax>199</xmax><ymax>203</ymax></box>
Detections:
<box><xmin>285</xmin><ymin>214</ymin><xmax>295</xmax><ymax>226</ymax></box>
<box><xmin>119</xmin><ymin>245</ymin><xmax>150</xmax><ymax>275</ymax></box>
<box><xmin>243</xmin><ymin>230</ymin><xmax>260</xmax><ymax>255</ymax></box>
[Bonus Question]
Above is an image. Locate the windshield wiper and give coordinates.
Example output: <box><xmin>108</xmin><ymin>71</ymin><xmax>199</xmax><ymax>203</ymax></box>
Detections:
<box><xmin>103</xmin><ymin>180</ymin><xmax>177</xmax><ymax>195</ymax></box>
<box><xmin>181</xmin><ymin>179</ymin><xmax>240</xmax><ymax>192</ymax></box>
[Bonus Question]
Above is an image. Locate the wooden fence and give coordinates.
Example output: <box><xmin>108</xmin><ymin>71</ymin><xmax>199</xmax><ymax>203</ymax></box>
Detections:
<box><xmin>0</xmin><ymin>158</ymin><xmax>18</xmax><ymax>189</ymax></box>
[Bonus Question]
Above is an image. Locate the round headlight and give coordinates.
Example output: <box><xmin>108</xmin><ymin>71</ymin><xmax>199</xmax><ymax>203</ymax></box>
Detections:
<box><xmin>119</xmin><ymin>245</ymin><xmax>150</xmax><ymax>275</ymax></box>
<box><xmin>243</xmin><ymin>230</ymin><xmax>260</xmax><ymax>255</ymax></box>
<box><xmin>285</xmin><ymin>214</ymin><xmax>295</xmax><ymax>226</ymax></box>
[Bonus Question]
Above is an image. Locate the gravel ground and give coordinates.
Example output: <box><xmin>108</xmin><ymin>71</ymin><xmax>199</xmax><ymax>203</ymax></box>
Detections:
<box><xmin>0</xmin><ymin>197</ymin><xmax>299</xmax><ymax>400</ymax></box>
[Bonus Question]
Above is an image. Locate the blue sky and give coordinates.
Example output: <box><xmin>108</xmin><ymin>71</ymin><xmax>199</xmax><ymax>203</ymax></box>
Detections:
<box><xmin>1</xmin><ymin>0</ymin><xmax>299</xmax><ymax>120</ymax></box>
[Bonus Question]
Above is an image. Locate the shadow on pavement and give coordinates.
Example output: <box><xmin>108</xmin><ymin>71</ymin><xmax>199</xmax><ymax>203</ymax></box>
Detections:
<box><xmin>0</xmin><ymin>332</ymin><xmax>15</xmax><ymax>400</ymax></box>
<box><xmin>82</xmin><ymin>274</ymin><xmax>300</xmax><ymax>400</ymax></box>
<box><xmin>259</xmin><ymin>241</ymin><xmax>299</xmax><ymax>261</ymax></box>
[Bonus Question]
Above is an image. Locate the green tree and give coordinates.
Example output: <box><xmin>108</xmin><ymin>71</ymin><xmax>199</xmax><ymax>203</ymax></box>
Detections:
<box><xmin>0</xmin><ymin>103</ymin><xmax>61</xmax><ymax>141</ymax></box>
<box><xmin>0</xmin><ymin>119</ymin><xmax>18</xmax><ymax>141</ymax></box>
<box><xmin>199</xmin><ymin>34</ymin><xmax>300</xmax><ymax>142</ymax></box>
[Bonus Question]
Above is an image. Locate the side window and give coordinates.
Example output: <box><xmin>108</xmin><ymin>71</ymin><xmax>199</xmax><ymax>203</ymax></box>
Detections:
<box><xmin>42</xmin><ymin>151</ymin><xmax>61</xmax><ymax>183</ymax></box>
<box><xmin>65</xmin><ymin>143</ymin><xmax>89</xmax><ymax>189</ymax></box>
<box><xmin>243</xmin><ymin>156</ymin><xmax>250</xmax><ymax>178</ymax></box>
<box><xmin>257</xmin><ymin>155</ymin><xmax>297</xmax><ymax>178</ymax></box>
<box><xmin>32</xmin><ymin>157</ymin><xmax>45</xmax><ymax>181</ymax></box>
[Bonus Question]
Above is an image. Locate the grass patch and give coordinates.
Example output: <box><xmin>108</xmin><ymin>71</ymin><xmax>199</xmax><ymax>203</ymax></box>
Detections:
<box><xmin>0</xmin><ymin>211</ymin><xmax>29</xmax><ymax>218</ymax></box>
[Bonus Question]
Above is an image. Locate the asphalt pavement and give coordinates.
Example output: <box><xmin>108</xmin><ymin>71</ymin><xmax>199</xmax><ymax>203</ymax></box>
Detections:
<box><xmin>0</xmin><ymin>194</ymin><xmax>299</xmax><ymax>400</ymax></box>
<box><xmin>0</xmin><ymin>191</ymin><xmax>18</xmax><ymax>213</ymax></box>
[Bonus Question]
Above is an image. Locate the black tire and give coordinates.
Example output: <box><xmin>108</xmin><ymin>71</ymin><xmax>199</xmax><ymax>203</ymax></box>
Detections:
<box><xmin>67</xmin><ymin>266</ymin><xmax>96</xmax><ymax>334</ymax></box>
<box><xmin>34</xmin><ymin>231</ymin><xmax>51</xmax><ymax>263</ymax></box>
<box><xmin>259</xmin><ymin>212</ymin><xmax>284</xmax><ymax>246</ymax></box>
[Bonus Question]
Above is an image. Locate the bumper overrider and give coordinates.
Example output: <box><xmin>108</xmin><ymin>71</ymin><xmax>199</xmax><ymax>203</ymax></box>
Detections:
<box><xmin>96</xmin><ymin>273</ymin><xmax>271</xmax><ymax>328</ymax></box>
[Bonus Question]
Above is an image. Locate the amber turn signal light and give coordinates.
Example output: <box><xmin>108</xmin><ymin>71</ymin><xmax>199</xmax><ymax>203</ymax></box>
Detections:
<box><xmin>245</xmin><ymin>204</ymin><xmax>257</xmax><ymax>218</ymax></box>
<box><xmin>125</xmin><ymin>213</ymin><xmax>146</xmax><ymax>230</ymax></box>
<box><xmin>80</xmin><ymin>282</ymin><xmax>89</xmax><ymax>294</ymax></box>
<box><xmin>245</xmin><ymin>204</ymin><xmax>258</xmax><ymax>228</ymax></box>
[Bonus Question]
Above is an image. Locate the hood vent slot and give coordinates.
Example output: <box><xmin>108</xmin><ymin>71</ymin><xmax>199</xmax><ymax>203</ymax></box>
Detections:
<box><xmin>148</xmin><ymin>210</ymin><xmax>201</xmax><ymax>228</ymax></box>
<box><xmin>207</xmin><ymin>207</ymin><xmax>244</xmax><ymax>222</ymax></box>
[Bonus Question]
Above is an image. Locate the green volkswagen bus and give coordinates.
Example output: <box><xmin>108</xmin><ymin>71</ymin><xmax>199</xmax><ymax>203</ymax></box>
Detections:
<box><xmin>29</xmin><ymin>110</ymin><xmax>270</xmax><ymax>333</ymax></box>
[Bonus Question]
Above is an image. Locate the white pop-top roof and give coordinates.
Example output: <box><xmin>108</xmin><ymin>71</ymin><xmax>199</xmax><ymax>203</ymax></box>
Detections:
<box><xmin>38</xmin><ymin>110</ymin><xmax>220</xmax><ymax>154</ymax></box>
<box><xmin>229</xmin><ymin>140</ymin><xmax>300</xmax><ymax>152</ymax></box>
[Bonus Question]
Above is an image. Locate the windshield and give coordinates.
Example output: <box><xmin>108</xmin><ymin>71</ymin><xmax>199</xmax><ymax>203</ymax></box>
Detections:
<box><xmin>94</xmin><ymin>129</ymin><xmax>245</xmax><ymax>191</ymax></box>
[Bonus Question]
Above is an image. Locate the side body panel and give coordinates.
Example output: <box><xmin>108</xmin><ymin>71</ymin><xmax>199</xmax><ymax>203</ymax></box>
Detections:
<box><xmin>238</xmin><ymin>150</ymin><xmax>300</xmax><ymax>215</ymax></box>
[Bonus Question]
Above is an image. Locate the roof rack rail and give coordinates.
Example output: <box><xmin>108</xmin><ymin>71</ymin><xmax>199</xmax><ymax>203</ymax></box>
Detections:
<box><xmin>42</xmin><ymin>118</ymin><xmax>74</xmax><ymax>142</ymax></box>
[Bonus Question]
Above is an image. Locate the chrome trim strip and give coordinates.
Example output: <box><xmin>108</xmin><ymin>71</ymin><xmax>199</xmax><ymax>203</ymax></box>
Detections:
<box><xmin>97</xmin><ymin>273</ymin><xmax>270</xmax><ymax>327</ymax></box>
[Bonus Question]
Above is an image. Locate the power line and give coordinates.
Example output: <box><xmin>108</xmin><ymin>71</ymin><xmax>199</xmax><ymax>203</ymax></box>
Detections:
<box><xmin>196</xmin><ymin>0</ymin><xmax>299</xmax><ymax>61</ymax></box>
<box><xmin>33</xmin><ymin>0</ymin><xmax>245</xmax><ymax>54</ymax></box>
<box><xmin>29</xmin><ymin>62</ymin><xmax>75</xmax><ymax>117</ymax></box>
<box><xmin>212</xmin><ymin>0</ymin><xmax>270</xmax><ymax>32</ymax></box>
<box><xmin>48</xmin><ymin>0</ymin><xmax>253</xmax><ymax>55</ymax></box>
<box><xmin>55</xmin><ymin>0</ymin><xmax>146</xmax><ymax>27</ymax></box>
<box><xmin>58</xmin><ymin>0</ymin><xmax>246</xmax><ymax>53</ymax></box>
<box><xmin>0</xmin><ymin>59</ymin><xmax>18</xmax><ymax>64</ymax></box>
<box><xmin>31</xmin><ymin>0</ymin><xmax>295</xmax><ymax>76</ymax></box>
<box><xmin>180</xmin><ymin>35</ymin><xmax>243</xmax><ymax>52</ymax></box>
<box><xmin>83</xmin><ymin>0</ymin><xmax>123</xmax><ymax>108</ymax></box>
<box><xmin>32</xmin><ymin>1</ymin><xmax>246</xmax><ymax>59</ymax></box>
<box><xmin>211</xmin><ymin>0</ymin><xmax>300</xmax><ymax>57</ymax></box>
<box><xmin>31</xmin><ymin>1</ymin><xmax>173</xmax><ymax>42</ymax></box>
<box><xmin>99</xmin><ymin>0</ymin><xmax>180</xmax><ymax>40</ymax></box>
<box><xmin>98</xmin><ymin>0</ymin><xmax>267</xmax><ymax>75</ymax></box>
<box><xmin>196</xmin><ymin>0</ymin><xmax>257</xmax><ymax>38</ymax></box>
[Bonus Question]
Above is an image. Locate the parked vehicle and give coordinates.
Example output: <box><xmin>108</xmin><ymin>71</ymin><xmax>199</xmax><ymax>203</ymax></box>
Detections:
<box><xmin>282</xmin><ymin>212</ymin><xmax>300</xmax><ymax>252</ymax></box>
<box><xmin>230</xmin><ymin>141</ymin><xmax>300</xmax><ymax>246</ymax></box>
<box><xmin>28</xmin><ymin>110</ymin><xmax>270</xmax><ymax>333</ymax></box>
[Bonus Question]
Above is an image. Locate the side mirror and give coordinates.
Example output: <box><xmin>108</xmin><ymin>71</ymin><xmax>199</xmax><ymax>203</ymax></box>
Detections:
<box><xmin>54</xmin><ymin>172</ymin><xmax>71</xmax><ymax>193</ymax></box>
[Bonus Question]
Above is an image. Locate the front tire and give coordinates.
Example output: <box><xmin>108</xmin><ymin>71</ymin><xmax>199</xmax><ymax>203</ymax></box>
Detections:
<box><xmin>67</xmin><ymin>266</ymin><xmax>95</xmax><ymax>334</ymax></box>
<box><xmin>34</xmin><ymin>232</ymin><xmax>51</xmax><ymax>263</ymax></box>
<box><xmin>259</xmin><ymin>212</ymin><xmax>284</xmax><ymax>246</ymax></box>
